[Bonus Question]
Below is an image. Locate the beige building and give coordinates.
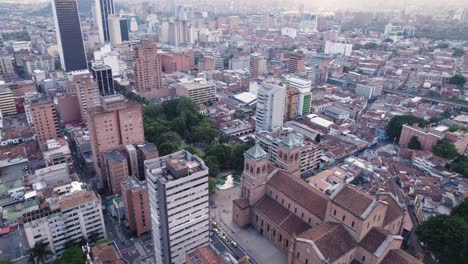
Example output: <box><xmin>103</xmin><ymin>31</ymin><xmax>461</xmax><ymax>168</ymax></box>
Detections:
<box><xmin>23</xmin><ymin>188</ymin><xmax>106</xmax><ymax>255</ymax></box>
<box><xmin>399</xmin><ymin>124</ymin><xmax>443</xmax><ymax>151</ymax></box>
<box><xmin>232</xmin><ymin>136</ymin><xmax>421</xmax><ymax>264</ymax></box>
<box><xmin>71</xmin><ymin>70</ymin><xmax>100</xmax><ymax>124</ymax></box>
<box><xmin>176</xmin><ymin>79</ymin><xmax>216</xmax><ymax>105</ymax></box>
<box><xmin>0</xmin><ymin>86</ymin><xmax>17</xmax><ymax>115</ymax></box>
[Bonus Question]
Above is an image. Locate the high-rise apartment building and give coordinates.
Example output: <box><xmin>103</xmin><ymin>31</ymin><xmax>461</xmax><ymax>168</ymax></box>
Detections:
<box><xmin>91</xmin><ymin>64</ymin><xmax>114</xmax><ymax>96</ymax></box>
<box><xmin>95</xmin><ymin>0</ymin><xmax>115</xmax><ymax>44</ymax></box>
<box><xmin>287</xmin><ymin>53</ymin><xmax>305</xmax><ymax>73</ymax></box>
<box><xmin>88</xmin><ymin>95</ymin><xmax>144</xmax><ymax>190</ymax></box>
<box><xmin>133</xmin><ymin>41</ymin><xmax>163</xmax><ymax>98</ymax></box>
<box><xmin>168</xmin><ymin>5</ymin><xmax>193</xmax><ymax>46</ymax></box>
<box><xmin>286</xmin><ymin>76</ymin><xmax>312</xmax><ymax>117</ymax></box>
<box><xmin>249</xmin><ymin>53</ymin><xmax>267</xmax><ymax>78</ymax></box>
<box><xmin>256</xmin><ymin>83</ymin><xmax>285</xmax><ymax>132</ymax></box>
<box><xmin>0</xmin><ymin>86</ymin><xmax>17</xmax><ymax>116</ymax></box>
<box><xmin>146</xmin><ymin>150</ymin><xmax>210</xmax><ymax>264</ymax></box>
<box><xmin>71</xmin><ymin>70</ymin><xmax>100</xmax><ymax>124</ymax></box>
<box><xmin>52</xmin><ymin>0</ymin><xmax>88</xmax><ymax>72</ymax></box>
<box><xmin>21</xmin><ymin>55</ymin><xmax>55</xmax><ymax>77</ymax></box>
<box><xmin>23</xmin><ymin>189</ymin><xmax>106</xmax><ymax>255</ymax></box>
<box><xmin>29</xmin><ymin>96</ymin><xmax>60</xmax><ymax>144</ymax></box>
<box><xmin>121</xmin><ymin>177</ymin><xmax>151</xmax><ymax>237</ymax></box>
<box><xmin>0</xmin><ymin>55</ymin><xmax>14</xmax><ymax>75</ymax></box>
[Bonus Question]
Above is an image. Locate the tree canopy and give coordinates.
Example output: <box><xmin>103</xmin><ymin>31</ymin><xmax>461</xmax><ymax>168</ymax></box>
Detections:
<box><xmin>448</xmin><ymin>74</ymin><xmax>466</xmax><ymax>87</ymax></box>
<box><xmin>59</xmin><ymin>246</ymin><xmax>84</xmax><ymax>264</ymax></box>
<box><xmin>30</xmin><ymin>241</ymin><xmax>54</xmax><ymax>264</ymax></box>
<box><xmin>416</xmin><ymin>199</ymin><xmax>468</xmax><ymax>263</ymax></box>
<box><xmin>408</xmin><ymin>136</ymin><xmax>422</xmax><ymax>150</ymax></box>
<box><xmin>450</xmin><ymin>155</ymin><xmax>468</xmax><ymax>178</ymax></box>
<box><xmin>386</xmin><ymin>115</ymin><xmax>427</xmax><ymax>140</ymax></box>
<box><xmin>432</xmin><ymin>140</ymin><xmax>459</xmax><ymax>160</ymax></box>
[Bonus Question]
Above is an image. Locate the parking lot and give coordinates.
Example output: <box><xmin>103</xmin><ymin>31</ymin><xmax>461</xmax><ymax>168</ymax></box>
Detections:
<box><xmin>211</xmin><ymin>186</ymin><xmax>287</xmax><ymax>264</ymax></box>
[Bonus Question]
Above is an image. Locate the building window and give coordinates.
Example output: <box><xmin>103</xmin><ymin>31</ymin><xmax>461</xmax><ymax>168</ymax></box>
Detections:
<box><xmin>297</xmin><ymin>252</ymin><xmax>300</xmax><ymax>258</ymax></box>
<box><xmin>342</xmin><ymin>215</ymin><xmax>346</xmax><ymax>221</ymax></box>
<box><xmin>352</xmin><ymin>221</ymin><xmax>355</xmax><ymax>228</ymax></box>
<box><xmin>333</xmin><ymin>210</ymin><xmax>336</xmax><ymax>216</ymax></box>
<box><xmin>305</xmin><ymin>260</ymin><xmax>308</xmax><ymax>264</ymax></box>
<box><xmin>295</xmin><ymin>208</ymin><xmax>297</xmax><ymax>213</ymax></box>
<box><xmin>256</xmin><ymin>215</ymin><xmax>258</xmax><ymax>223</ymax></box>
<box><xmin>362</xmin><ymin>256</ymin><xmax>366</xmax><ymax>262</ymax></box>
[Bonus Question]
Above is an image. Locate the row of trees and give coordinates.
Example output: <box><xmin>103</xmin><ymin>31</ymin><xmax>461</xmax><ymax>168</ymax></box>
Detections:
<box><xmin>386</xmin><ymin>115</ymin><xmax>427</xmax><ymax>140</ymax></box>
<box><xmin>416</xmin><ymin>199</ymin><xmax>468</xmax><ymax>263</ymax></box>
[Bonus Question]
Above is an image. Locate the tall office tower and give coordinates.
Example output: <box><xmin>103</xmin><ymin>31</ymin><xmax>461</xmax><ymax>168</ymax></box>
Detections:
<box><xmin>168</xmin><ymin>5</ymin><xmax>193</xmax><ymax>46</ymax></box>
<box><xmin>249</xmin><ymin>53</ymin><xmax>267</xmax><ymax>78</ymax></box>
<box><xmin>119</xmin><ymin>16</ymin><xmax>130</xmax><ymax>41</ymax></box>
<box><xmin>71</xmin><ymin>70</ymin><xmax>100</xmax><ymax>124</ymax></box>
<box><xmin>133</xmin><ymin>41</ymin><xmax>163</xmax><ymax>97</ymax></box>
<box><xmin>146</xmin><ymin>150</ymin><xmax>210</xmax><ymax>264</ymax></box>
<box><xmin>88</xmin><ymin>95</ymin><xmax>145</xmax><ymax>191</ymax></box>
<box><xmin>29</xmin><ymin>96</ymin><xmax>60</xmax><ymax>145</ymax></box>
<box><xmin>95</xmin><ymin>0</ymin><xmax>115</xmax><ymax>44</ymax></box>
<box><xmin>121</xmin><ymin>177</ymin><xmax>151</xmax><ymax>237</ymax></box>
<box><xmin>23</xmin><ymin>188</ymin><xmax>106</xmax><ymax>255</ymax></box>
<box><xmin>256</xmin><ymin>83</ymin><xmax>285</xmax><ymax>132</ymax></box>
<box><xmin>91</xmin><ymin>64</ymin><xmax>114</xmax><ymax>96</ymax></box>
<box><xmin>287</xmin><ymin>53</ymin><xmax>305</xmax><ymax>73</ymax></box>
<box><xmin>52</xmin><ymin>0</ymin><xmax>88</xmax><ymax>72</ymax></box>
<box><xmin>108</xmin><ymin>14</ymin><xmax>128</xmax><ymax>46</ymax></box>
<box><xmin>286</xmin><ymin>76</ymin><xmax>312</xmax><ymax>117</ymax></box>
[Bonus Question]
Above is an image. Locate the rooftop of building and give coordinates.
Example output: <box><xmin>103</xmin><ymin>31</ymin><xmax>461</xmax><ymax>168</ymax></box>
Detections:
<box><xmin>59</xmin><ymin>190</ymin><xmax>99</xmax><ymax>211</ymax></box>
<box><xmin>145</xmin><ymin>150</ymin><xmax>207</xmax><ymax>183</ymax></box>
<box><xmin>121</xmin><ymin>177</ymin><xmax>145</xmax><ymax>191</ymax></box>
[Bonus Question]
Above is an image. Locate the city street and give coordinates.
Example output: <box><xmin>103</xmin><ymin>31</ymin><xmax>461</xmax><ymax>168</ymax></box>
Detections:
<box><xmin>211</xmin><ymin>186</ymin><xmax>287</xmax><ymax>264</ymax></box>
<box><xmin>103</xmin><ymin>211</ymin><xmax>152</xmax><ymax>263</ymax></box>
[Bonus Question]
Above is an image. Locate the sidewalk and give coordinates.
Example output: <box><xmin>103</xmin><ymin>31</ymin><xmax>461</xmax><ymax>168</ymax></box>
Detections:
<box><xmin>212</xmin><ymin>187</ymin><xmax>287</xmax><ymax>264</ymax></box>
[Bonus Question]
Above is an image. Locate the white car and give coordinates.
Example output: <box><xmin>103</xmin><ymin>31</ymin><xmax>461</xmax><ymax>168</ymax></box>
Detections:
<box><xmin>231</xmin><ymin>241</ymin><xmax>238</xmax><ymax>248</ymax></box>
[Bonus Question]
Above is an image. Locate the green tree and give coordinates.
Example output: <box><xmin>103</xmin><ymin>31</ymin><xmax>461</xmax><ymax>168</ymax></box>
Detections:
<box><xmin>416</xmin><ymin>214</ymin><xmax>468</xmax><ymax>264</ymax></box>
<box><xmin>315</xmin><ymin>134</ymin><xmax>321</xmax><ymax>143</ymax></box>
<box><xmin>383</xmin><ymin>38</ymin><xmax>393</xmax><ymax>42</ymax></box>
<box><xmin>386</xmin><ymin>115</ymin><xmax>427</xmax><ymax>140</ymax></box>
<box><xmin>184</xmin><ymin>145</ymin><xmax>203</xmax><ymax>157</ymax></box>
<box><xmin>452</xmin><ymin>199</ymin><xmax>468</xmax><ymax>223</ymax></box>
<box><xmin>408</xmin><ymin>136</ymin><xmax>422</xmax><ymax>150</ymax></box>
<box><xmin>0</xmin><ymin>260</ymin><xmax>12</xmax><ymax>264</ymax></box>
<box><xmin>205</xmin><ymin>144</ymin><xmax>232</xmax><ymax>170</ymax></box>
<box><xmin>448</xmin><ymin>74</ymin><xmax>466</xmax><ymax>87</ymax></box>
<box><xmin>453</xmin><ymin>48</ymin><xmax>465</xmax><ymax>57</ymax></box>
<box><xmin>205</xmin><ymin>156</ymin><xmax>220</xmax><ymax>178</ymax></box>
<box><xmin>30</xmin><ymin>241</ymin><xmax>54</xmax><ymax>264</ymax></box>
<box><xmin>156</xmin><ymin>131</ymin><xmax>182</xmax><ymax>146</ymax></box>
<box><xmin>432</xmin><ymin>140</ymin><xmax>459</xmax><ymax>159</ymax></box>
<box><xmin>208</xmin><ymin>177</ymin><xmax>217</xmax><ymax>194</ymax></box>
<box><xmin>364</xmin><ymin>42</ymin><xmax>378</xmax><ymax>50</ymax></box>
<box><xmin>158</xmin><ymin>142</ymin><xmax>180</xmax><ymax>156</ymax></box>
<box><xmin>451</xmin><ymin>156</ymin><xmax>468</xmax><ymax>178</ymax></box>
<box><xmin>437</xmin><ymin>42</ymin><xmax>449</xmax><ymax>48</ymax></box>
<box><xmin>230</xmin><ymin>144</ymin><xmax>250</xmax><ymax>172</ymax></box>
<box><xmin>58</xmin><ymin>246</ymin><xmax>84</xmax><ymax>264</ymax></box>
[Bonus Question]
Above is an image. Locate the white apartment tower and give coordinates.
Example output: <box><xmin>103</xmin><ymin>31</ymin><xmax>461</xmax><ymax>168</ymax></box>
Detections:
<box><xmin>23</xmin><ymin>189</ymin><xmax>106</xmax><ymax>255</ymax></box>
<box><xmin>146</xmin><ymin>150</ymin><xmax>210</xmax><ymax>264</ymax></box>
<box><xmin>256</xmin><ymin>83</ymin><xmax>285</xmax><ymax>132</ymax></box>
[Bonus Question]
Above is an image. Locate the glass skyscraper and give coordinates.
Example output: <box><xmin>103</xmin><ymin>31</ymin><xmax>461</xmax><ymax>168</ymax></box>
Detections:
<box><xmin>95</xmin><ymin>0</ymin><xmax>115</xmax><ymax>43</ymax></box>
<box><xmin>52</xmin><ymin>0</ymin><xmax>88</xmax><ymax>72</ymax></box>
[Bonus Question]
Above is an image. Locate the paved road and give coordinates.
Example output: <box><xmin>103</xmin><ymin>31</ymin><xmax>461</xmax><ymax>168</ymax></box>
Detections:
<box><xmin>0</xmin><ymin>227</ymin><xmax>29</xmax><ymax>263</ymax></box>
<box><xmin>104</xmin><ymin>212</ymin><xmax>141</xmax><ymax>263</ymax></box>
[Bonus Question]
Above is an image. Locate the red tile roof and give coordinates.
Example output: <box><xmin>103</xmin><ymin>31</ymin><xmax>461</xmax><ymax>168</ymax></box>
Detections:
<box><xmin>381</xmin><ymin>194</ymin><xmax>404</xmax><ymax>226</ymax></box>
<box><xmin>380</xmin><ymin>249</ymin><xmax>423</xmax><ymax>264</ymax></box>
<box><xmin>359</xmin><ymin>227</ymin><xmax>391</xmax><ymax>254</ymax></box>
<box><xmin>268</xmin><ymin>170</ymin><xmax>329</xmax><ymax>220</ymax></box>
<box><xmin>298</xmin><ymin>222</ymin><xmax>356</xmax><ymax>262</ymax></box>
<box><xmin>332</xmin><ymin>185</ymin><xmax>374</xmax><ymax>218</ymax></box>
<box><xmin>254</xmin><ymin>196</ymin><xmax>310</xmax><ymax>236</ymax></box>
